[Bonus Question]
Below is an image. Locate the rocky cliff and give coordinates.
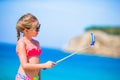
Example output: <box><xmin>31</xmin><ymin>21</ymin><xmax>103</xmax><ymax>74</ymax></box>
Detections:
<box><xmin>64</xmin><ymin>30</ymin><xmax>120</xmax><ymax>58</ymax></box>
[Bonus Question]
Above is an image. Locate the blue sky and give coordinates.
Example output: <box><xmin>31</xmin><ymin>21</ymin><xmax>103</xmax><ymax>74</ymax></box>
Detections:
<box><xmin>0</xmin><ymin>0</ymin><xmax>120</xmax><ymax>48</ymax></box>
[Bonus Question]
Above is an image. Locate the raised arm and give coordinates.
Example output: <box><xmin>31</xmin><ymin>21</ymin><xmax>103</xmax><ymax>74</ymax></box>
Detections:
<box><xmin>16</xmin><ymin>41</ymin><xmax>54</xmax><ymax>70</ymax></box>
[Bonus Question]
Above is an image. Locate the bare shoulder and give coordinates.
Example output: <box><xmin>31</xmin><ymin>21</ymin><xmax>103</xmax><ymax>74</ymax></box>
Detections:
<box><xmin>17</xmin><ymin>38</ymin><xmax>25</xmax><ymax>46</ymax></box>
<box><xmin>16</xmin><ymin>38</ymin><xmax>26</xmax><ymax>52</ymax></box>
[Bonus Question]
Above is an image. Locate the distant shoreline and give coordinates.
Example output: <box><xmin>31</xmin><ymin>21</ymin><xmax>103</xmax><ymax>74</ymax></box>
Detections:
<box><xmin>85</xmin><ymin>25</ymin><xmax>120</xmax><ymax>35</ymax></box>
<box><xmin>64</xmin><ymin>30</ymin><xmax>120</xmax><ymax>58</ymax></box>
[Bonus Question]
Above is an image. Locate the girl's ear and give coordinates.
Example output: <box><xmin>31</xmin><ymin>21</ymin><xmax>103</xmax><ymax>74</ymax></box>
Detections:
<box><xmin>23</xmin><ymin>28</ymin><xmax>29</xmax><ymax>33</ymax></box>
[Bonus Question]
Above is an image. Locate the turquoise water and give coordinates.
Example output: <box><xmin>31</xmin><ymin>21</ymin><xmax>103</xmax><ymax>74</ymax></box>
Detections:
<box><xmin>0</xmin><ymin>43</ymin><xmax>120</xmax><ymax>80</ymax></box>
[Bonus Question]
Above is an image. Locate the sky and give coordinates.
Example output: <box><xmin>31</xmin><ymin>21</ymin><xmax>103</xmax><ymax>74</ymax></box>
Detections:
<box><xmin>0</xmin><ymin>0</ymin><xmax>120</xmax><ymax>49</ymax></box>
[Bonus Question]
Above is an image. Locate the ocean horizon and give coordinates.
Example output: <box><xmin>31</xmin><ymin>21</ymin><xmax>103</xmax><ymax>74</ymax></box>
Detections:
<box><xmin>0</xmin><ymin>42</ymin><xmax>120</xmax><ymax>80</ymax></box>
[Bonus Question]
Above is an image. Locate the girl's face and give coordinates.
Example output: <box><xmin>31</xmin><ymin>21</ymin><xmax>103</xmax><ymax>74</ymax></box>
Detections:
<box><xmin>27</xmin><ymin>21</ymin><xmax>40</xmax><ymax>37</ymax></box>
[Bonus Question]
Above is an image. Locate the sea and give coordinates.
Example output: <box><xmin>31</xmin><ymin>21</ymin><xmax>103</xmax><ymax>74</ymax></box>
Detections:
<box><xmin>0</xmin><ymin>42</ymin><xmax>120</xmax><ymax>80</ymax></box>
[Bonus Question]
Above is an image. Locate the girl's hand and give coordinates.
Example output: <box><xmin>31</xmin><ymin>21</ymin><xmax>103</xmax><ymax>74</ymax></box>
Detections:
<box><xmin>44</xmin><ymin>61</ymin><xmax>55</xmax><ymax>68</ymax></box>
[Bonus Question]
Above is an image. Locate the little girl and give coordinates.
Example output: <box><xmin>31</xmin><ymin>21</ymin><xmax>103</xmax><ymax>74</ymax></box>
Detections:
<box><xmin>16</xmin><ymin>13</ymin><xmax>55</xmax><ymax>80</ymax></box>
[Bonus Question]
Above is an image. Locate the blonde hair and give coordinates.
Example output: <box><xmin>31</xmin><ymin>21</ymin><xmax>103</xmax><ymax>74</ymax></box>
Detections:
<box><xmin>16</xmin><ymin>13</ymin><xmax>38</xmax><ymax>41</ymax></box>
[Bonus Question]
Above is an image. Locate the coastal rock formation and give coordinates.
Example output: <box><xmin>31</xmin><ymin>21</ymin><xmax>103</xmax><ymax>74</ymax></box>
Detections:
<box><xmin>64</xmin><ymin>30</ymin><xmax>120</xmax><ymax>58</ymax></box>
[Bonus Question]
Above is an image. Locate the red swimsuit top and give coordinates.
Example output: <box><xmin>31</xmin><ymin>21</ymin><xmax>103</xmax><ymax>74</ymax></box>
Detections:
<box><xmin>17</xmin><ymin>39</ymin><xmax>42</xmax><ymax>57</ymax></box>
<box><xmin>26</xmin><ymin>47</ymin><xmax>42</xmax><ymax>57</ymax></box>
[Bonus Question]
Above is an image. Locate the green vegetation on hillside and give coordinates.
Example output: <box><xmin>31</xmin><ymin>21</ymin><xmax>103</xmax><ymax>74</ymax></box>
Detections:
<box><xmin>85</xmin><ymin>25</ymin><xmax>120</xmax><ymax>35</ymax></box>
